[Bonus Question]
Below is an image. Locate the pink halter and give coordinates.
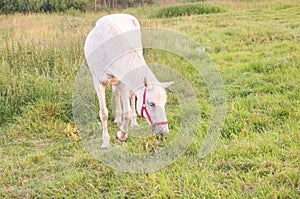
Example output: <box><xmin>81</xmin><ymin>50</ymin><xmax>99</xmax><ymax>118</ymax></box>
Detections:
<box><xmin>140</xmin><ymin>87</ymin><xmax>168</xmax><ymax>127</ymax></box>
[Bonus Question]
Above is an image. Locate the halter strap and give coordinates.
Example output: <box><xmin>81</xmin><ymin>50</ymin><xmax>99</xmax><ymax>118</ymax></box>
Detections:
<box><xmin>140</xmin><ymin>87</ymin><xmax>168</xmax><ymax>127</ymax></box>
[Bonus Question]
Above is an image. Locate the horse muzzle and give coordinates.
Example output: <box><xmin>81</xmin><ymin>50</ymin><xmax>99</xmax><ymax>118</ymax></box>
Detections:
<box><xmin>152</xmin><ymin>121</ymin><xmax>169</xmax><ymax>137</ymax></box>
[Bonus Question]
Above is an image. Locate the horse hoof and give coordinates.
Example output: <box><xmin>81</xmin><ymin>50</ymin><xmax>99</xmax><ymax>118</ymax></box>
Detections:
<box><xmin>116</xmin><ymin>131</ymin><xmax>127</xmax><ymax>141</ymax></box>
<box><xmin>130</xmin><ymin>122</ymin><xmax>139</xmax><ymax>127</ymax></box>
<box><xmin>113</xmin><ymin>118</ymin><xmax>122</xmax><ymax>124</ymax></box>
<box><xmin>101</xmin><ymin>142</ymin><xmax>111</xmax><ymax>149</ymax></box>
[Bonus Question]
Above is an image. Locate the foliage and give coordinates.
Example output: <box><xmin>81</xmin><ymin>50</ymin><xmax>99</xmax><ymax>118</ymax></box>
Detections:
<box><xmin>0</xmin><ymin>0</ymin><xmax>156</xmax><ymax>14</ymax></box>
<box><xmin>0</xmin><ymin>0</ymin><xmax>88</xmax><ymax>14</ymax></box>
<box><xmin>151</xmin><ymin>2</ymin><xmax>224</xmax><ymax>18</ymax></box>
<box><xmin>0</xmin><ymin>0</ymin><xmax>19</xmax><ymax>14</ymax></box>
<box><xmin>180</xmin><ymin>0</ymin><xmax>206</xmax><ymax>2</ymax></box>
<box><xmin>99</xmin><ymin>0</ymin><xmax>155</xmax><ymax>9</ymax></box>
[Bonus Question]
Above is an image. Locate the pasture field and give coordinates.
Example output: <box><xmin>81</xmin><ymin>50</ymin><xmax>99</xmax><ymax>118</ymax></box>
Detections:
<box><xmin>1</xmin><ymin>0</ymin><xmax>299</xmax><ymax>198</ymax></box>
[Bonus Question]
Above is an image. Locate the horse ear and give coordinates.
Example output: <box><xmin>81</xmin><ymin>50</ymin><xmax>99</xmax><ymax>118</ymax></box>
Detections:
<box><xmin>160</xmin><ymin>81</ymin><xmax>174</xmax><ymax>88</ymax></box>
<box><xmin>144</xmin><ymin>77</ymin><xmax>148</xmax><ymax>87</ymax></box>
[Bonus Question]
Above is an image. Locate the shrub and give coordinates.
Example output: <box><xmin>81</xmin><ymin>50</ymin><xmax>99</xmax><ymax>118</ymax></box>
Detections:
<box><xmin>151</xmin><ymin>3</ymin><xmax>224</xmax><ymax>18</ymax></box>
<box><xmin>0</xmin><ymin>0</ymin><xmax>19</xmax><ymax>14</ymax></box>
<box><xmin>0</xmin><ymin>0</ymin><xmax>88</xmax><ymax>14</ymax></box>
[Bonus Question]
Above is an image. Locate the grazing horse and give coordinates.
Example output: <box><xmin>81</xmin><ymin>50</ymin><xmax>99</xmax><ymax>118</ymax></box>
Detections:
<box><xmin>84</xmin><ymin>14</ymin><xmax>173</xmax><ymax>148</ymax></box>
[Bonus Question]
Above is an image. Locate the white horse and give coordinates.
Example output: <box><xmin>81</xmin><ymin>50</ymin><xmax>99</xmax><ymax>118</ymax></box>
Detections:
<box><xmin>84</xmin><ymin>14</ymin><xmax>173</xmax><ymax>148</ymax></box>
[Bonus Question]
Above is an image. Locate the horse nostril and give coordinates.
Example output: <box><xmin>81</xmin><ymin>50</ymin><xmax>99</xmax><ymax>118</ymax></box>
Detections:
<box><xmin>162</xmin><ymin>126</ymin><xmax>169</xmax><ymax>137</ymax></box>
<box><xmin>163</xmin><ymin>130</ymin><xmax>169</xmax><ymax>137</ymax></box>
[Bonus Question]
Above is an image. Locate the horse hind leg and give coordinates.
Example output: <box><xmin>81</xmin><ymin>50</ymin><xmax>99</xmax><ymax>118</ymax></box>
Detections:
<box><xmin>112</xmin><ymin>85</ymin><xmax>122</xmax><ymax>124</ymax></box>
<box><xmin>95</xmin><ymin>83</ymin><xmax>111</xmax><ymax>149</ymax></box>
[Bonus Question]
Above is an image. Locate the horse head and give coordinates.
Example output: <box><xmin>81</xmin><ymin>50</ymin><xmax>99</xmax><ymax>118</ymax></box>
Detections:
<box><xmin>136</xmin><ymin>79</ymin><xmax>174</xmax><ymax>137</ymax></box>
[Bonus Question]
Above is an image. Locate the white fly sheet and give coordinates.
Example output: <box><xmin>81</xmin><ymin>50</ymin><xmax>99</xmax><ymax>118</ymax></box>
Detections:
<box><xmin>84</xmin><ymin>14</ymin><xmax>159</xmax><ymax>92</ymax></box>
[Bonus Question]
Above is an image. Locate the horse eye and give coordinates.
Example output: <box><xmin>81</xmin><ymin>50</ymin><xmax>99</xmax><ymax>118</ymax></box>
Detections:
<box><xmin>148</xmin><ymin>102</ymin><xmax>155</xmax><ymax>107</ymax></box>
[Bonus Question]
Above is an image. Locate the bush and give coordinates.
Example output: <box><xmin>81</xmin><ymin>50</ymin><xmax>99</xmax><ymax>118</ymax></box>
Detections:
<box><xmin>151</xmin><ymin>3</ymin><xmax>224</xmax><ymax>18</ymax></box>
<box><xmin>0</xmin><ymin>0</ymin><xmax>157</xmax><ymax>14</ymax></box>
<box><xmin>0</xmin><ymin>0</ymin><xmax>88</xmax><ymax>14</ymax></box>
<box><xmin>0</xmin><ymin>0</ymin><xmax>19</xmax><ymax>14</ymax></box>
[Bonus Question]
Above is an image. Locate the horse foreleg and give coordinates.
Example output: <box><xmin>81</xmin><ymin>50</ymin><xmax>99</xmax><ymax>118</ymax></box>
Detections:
<box><xmin>95</xmin><ymin>83</ymin><xmax>111</xmax><ymax>149</ymax></box>
<box><xmin>116</xmin><ymin>85</ymin><xmax>131</xmax><ymax>141</ymax></box>
<box><xmin>112</xmin><ymin>85</ymin><xmax>122</xmax><ymax>124</ymax></box>
<box><xmin>130</xmin><ymin>94</ymin><xmax>138</xmax><ymax>126</ymax></box>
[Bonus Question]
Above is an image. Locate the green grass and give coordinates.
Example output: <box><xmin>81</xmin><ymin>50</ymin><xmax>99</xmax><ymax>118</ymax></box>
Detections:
<box><xmin>150</xmin><ymin>2</ymin><xmax>225</xmax><ymax>18</ymax></box>
<box><xmin>1</xmin><ymin>0</ymin><xmax>300</xmax><ymax>198</ymax></box>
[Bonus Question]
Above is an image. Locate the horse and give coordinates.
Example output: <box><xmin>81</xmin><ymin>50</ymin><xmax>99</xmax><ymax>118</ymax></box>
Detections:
<box><xmin>84</xmin><ymin>14</ymin><xmax>173</xmax><ymax>149</ymax></box>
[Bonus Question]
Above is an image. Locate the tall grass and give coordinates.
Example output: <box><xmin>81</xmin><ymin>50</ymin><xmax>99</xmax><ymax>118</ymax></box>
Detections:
<box><xmin>151</xmin><ymin>2</ymin><xmax>224</xmax><ymax>18</ymax></box>
<box><xmin>0</xmin><ymin>14</ymin><xmax>89</xmax><ymax>124</ymax></box>
<box><xmin>210</xmin><ymin>0</ymin><xmax>300</xmax><ymax>11</ymax></box>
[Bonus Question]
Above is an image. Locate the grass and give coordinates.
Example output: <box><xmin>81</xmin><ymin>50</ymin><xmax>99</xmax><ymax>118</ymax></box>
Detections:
<box><xmin>150</xmin><ymin>2</ymin><xmax>225</xmax><ymax>18</ymax></box>
<box><xmin>1</xmin><ymin>0</ymin><xmax>300</xmax><ymax>198</ymax></box>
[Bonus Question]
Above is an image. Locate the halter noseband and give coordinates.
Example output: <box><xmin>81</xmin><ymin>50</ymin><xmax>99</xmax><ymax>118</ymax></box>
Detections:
<box><xmin>140</xmin><ymin>87</ymin><xmax>168</xmax><ymax>127</ymax></box>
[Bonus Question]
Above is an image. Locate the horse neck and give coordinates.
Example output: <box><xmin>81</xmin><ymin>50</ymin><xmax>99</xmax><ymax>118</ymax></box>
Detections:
<box><xmin>109</xmin><ymin>55</ymin><xmax>160</xmax><ymax>92</ymax></box>
<box><xmin>135</xmin><ymin>86</ymin><xmax>145</xmax><ymax>116</ymax></box>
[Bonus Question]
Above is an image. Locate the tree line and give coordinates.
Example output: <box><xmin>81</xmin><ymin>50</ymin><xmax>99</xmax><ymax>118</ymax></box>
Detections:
<box><xmin>0</xmin><ymin>0</ymin><xmax>155</xmax><ymax>14</ymax></box>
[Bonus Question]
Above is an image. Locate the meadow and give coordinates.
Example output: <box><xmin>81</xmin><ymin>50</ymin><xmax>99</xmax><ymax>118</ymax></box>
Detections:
<box><xmin>1</xmin><ymin>0</ymin><xmax>299</xmax><ymax>198</ymax></box>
